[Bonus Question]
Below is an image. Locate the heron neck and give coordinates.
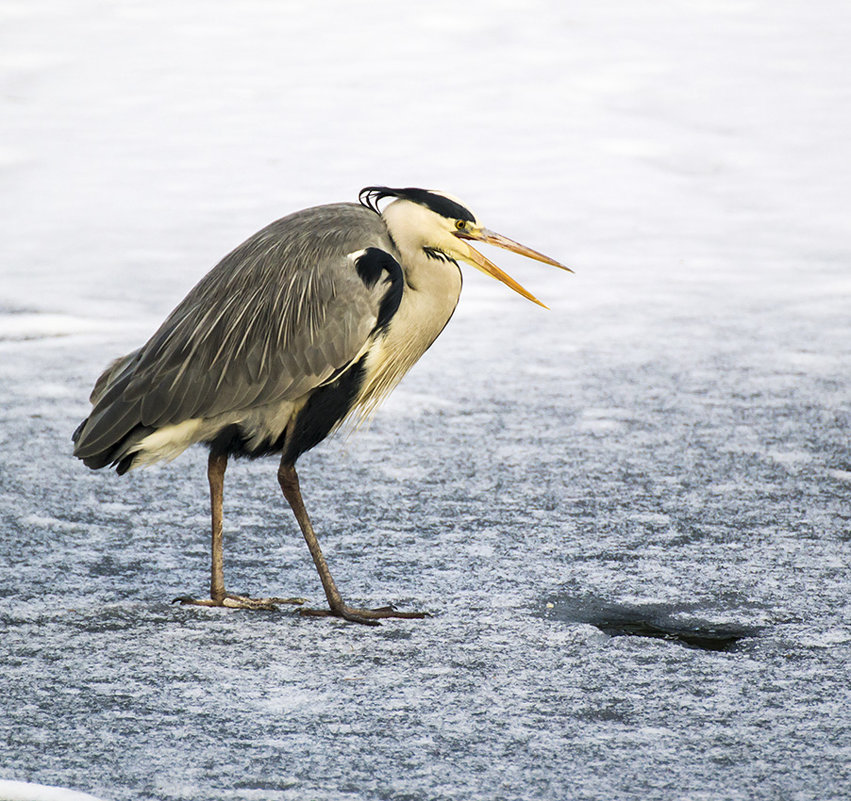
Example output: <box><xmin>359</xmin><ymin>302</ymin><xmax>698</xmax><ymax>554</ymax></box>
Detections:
<box><xmin>353</xmin><ymin>246</ymin><xmax>461</xmax><ymax>420</ymax></box>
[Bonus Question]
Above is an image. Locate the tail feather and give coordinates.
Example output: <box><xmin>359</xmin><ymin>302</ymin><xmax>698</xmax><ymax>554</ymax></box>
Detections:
<box><xmin>72</xmin><ymin>349</ymin><xmax>153</xmax><ymax>473</ymax></box>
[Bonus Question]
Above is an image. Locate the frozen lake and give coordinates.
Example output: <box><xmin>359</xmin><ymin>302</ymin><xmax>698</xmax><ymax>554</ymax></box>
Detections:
<box><xmin>1</xmin><ymin>1</ymin><xmax>849</xmax><ymax>799</ymax></box>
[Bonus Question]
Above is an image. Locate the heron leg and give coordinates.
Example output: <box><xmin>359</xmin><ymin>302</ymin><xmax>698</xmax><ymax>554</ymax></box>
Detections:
<box><xmin>173</xmin><ymin>451</ymin><xmax>305</xmax><ymax>611</ymax></box>
<box><xmin>209</xmin><ymin>450</ymin><xmax>227</xmax><ymax>603</ymax></box>
<box><xmin>277</xmin><ymin>460</ymin><xmax>428</xmax><ymax>626</ymax></box>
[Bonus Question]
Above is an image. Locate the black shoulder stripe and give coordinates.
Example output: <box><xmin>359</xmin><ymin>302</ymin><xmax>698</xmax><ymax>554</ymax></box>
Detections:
<box><xmin>354</xmin><ymin>247</ymin><xmax>393</xmax><ymax>288</ymax></box>
<box><xmin>353</xmin><ymin>248</ymin><xmax>404</xmax><ymax>332</ymax></box>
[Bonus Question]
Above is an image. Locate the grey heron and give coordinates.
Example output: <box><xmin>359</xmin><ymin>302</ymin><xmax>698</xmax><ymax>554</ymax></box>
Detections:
<box><xmin>72</xmin><ymin>186</ymin><xmax>570</xmax><ymax>625</ymax></box>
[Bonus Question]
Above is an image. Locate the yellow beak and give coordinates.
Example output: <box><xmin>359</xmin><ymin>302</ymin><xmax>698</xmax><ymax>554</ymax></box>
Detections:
<box><xmin>455</xmin><ymin>228</ymin><xmax>572</xmax><ymax>308</ymax></box>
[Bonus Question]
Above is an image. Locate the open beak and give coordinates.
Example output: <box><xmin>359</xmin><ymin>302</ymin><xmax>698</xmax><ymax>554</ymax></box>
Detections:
<box><xmin>455</xmin><ymin>228</ymin><xmax>572</xmax><ymax>308</ymax></box>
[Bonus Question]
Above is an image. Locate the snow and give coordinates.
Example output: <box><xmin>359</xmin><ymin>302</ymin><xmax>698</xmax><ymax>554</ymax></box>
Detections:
<box><xmin>1</xmin><ymin>1</ymin><xmax>850</xmax><ymax>800</ymax></box>
<box><xmin>0</xmin><ymin>781</ymin><xmax>109</xmax><ymax>801</ymax></box>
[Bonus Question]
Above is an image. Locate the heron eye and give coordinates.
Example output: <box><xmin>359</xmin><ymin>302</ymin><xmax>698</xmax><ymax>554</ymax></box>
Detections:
<box><xmin>455</xmin><ymin>220</ymin><xmax>466</xmax><ymax>230</ymax></box>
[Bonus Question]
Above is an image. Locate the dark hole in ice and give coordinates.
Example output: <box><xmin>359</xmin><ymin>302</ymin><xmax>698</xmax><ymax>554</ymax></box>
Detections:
<box><xmin>592</xmin><ymin>617</ymin><xmax>757</xmax><ymax>651</ymax></box>
<box><xmin>543</xmin><ymin>595</ymin><xmax>760</xmax><ymax>652</ymax></box>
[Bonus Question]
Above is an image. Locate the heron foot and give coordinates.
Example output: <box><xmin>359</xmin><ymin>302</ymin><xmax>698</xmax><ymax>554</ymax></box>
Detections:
<box><xmin>172</xmin><ymin>593</ymin><xmax>306</xmax><ymax>611</ymax></box>
<box><xmin>298</xmin><ymin>603</ymin><xmax>431</xmax><ymax>626</ymax></box>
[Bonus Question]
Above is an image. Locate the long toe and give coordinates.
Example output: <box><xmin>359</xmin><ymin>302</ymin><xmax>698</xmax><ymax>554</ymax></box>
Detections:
<box><xmin>172</xmin><ymin>593</ymin><xmax>306</xmax><ymax>611</ymax></box>
<box><xmin>299</xmin><ymin>604</ymin><xmax>430</xmax><ymax>626</ymax></box>
<box><xmin>267</xmin><ymin>596</ymin><xmax>308</xmax><ymax>606</ymax></box>
<box><xmin>224</xmin><ymin>593</ymin><xmax>307</xmax><ymax>610</ymax></box>
<box><xmin>173</xmin><ymin>596</ymin><xmax>219</xmax><ymax>607</ymax></box>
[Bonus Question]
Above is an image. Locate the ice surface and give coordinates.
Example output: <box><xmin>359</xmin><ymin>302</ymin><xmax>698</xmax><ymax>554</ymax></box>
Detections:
<box><xmin>1</xmin><ymin>1</ymin><xmax>850</xmax><ymax>800</ymax></box>
<box><xmin>0</xmin><ymin>780</ymin><xmax>109</xmax><ymax>801</ymax></box>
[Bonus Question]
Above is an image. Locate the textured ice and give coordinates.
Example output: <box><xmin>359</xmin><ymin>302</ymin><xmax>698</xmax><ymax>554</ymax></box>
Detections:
<box><xmin>1</xmin><ymin>1</ymin><xmax>850</xmax><ymax>800</ymax></box>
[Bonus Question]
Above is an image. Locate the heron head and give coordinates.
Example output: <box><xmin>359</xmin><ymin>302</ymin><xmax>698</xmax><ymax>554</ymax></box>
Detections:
<box><xmin>359</xmin><ymin>186</ymin><xmax>571</xmax><ymax>308</ymax></box>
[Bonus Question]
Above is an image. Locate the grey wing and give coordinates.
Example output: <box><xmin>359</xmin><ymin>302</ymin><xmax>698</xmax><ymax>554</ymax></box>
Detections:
<box><xmin>74</xmin><ymin>203</ymin><xmax>396</xmax><ymax>459</ymax></box>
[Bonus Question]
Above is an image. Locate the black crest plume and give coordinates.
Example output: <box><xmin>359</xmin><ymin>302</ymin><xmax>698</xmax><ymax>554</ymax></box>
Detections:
<box><xmin>359</xmin><ymin>186</ymin><xmax>475</xmax><ymax>222</ymax></box>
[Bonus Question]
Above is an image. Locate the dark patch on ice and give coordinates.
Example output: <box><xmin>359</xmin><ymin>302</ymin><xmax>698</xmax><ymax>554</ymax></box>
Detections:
<box><xmin>234</xmin><ymin>778</ymin><xmax>300</xmax><ymax>792</ymax></box>
<box><xmin>87</xmin><ymin>554</ymin><xmax>147</xmax><ymax>579</ymax></box>
<box><xmin>593</xmin><ymin>617</ymin><xmax>758</xmax><ymax>651</ymax></box>
<box><xmin>0</xmin><ymin>331</ymin><xmax>70</xmax><ymax>343</ymax></box>
<box><xmin>376</xmin><ymin>627</ymin><xmax>415</xmax><ymax>641</ymax></box>
<box><xmin>543</xmin><ymin>595</ymin><xmax>760</xmax><ymax>652</ymax></box>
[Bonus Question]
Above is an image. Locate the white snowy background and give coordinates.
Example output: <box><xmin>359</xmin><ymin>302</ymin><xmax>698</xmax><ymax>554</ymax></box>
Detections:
<box><xmin>1</xmin><ymin>1</ymin><xmax>849</xmax><ymax>800</ymax></box>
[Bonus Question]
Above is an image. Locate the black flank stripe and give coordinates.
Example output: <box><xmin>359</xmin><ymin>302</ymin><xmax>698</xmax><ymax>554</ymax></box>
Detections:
<box><xmin>282</xmin><ymin>355</ymin><xmax>368</xmax><ymax>465</ymax></box>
